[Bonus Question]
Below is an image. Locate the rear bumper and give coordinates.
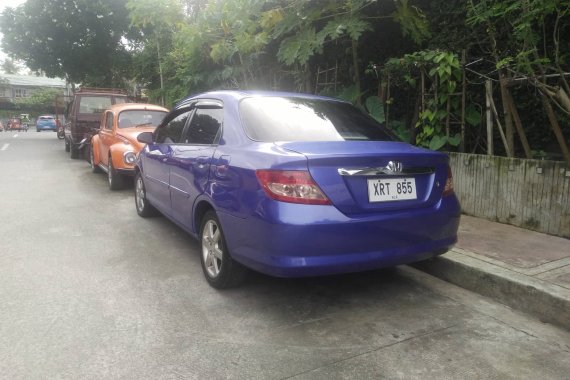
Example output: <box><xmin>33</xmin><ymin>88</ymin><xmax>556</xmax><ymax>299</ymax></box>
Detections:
<box><xmin>37</xmin><ymin>125</ymin><xmax>57</xmax><ymax>131</ymax></box>
<box><xmin>219</xmin><ymin>195</ymin><xmax>461</xmax><ymax>277</ymax></box>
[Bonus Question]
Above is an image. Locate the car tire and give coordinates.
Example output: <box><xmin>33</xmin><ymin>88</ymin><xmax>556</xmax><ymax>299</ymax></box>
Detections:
<box><xmin>90</xmin><ymin>146</ymin><xmax>101</xmax><ymax>173</ymax></box>
<box><xmin>36</xmin><ymin>129</ymin><xmax>40</xmax><ymax>132</ymax></box>
<box><xmin>70</xmin><ymin>145</ymin><xmax>80</xmax><ymax>159</ymax></box>
<box><xmin>108</xmin><ymin>155</ymin><xmax>125</xmax><ymax>190</ymax></box>
<box><xmin>134</xmin><ymin>171</ymin><xmax>159</xmax><ymax>217</ymax></box>
<box><xmin>200</xmin><ymin>210</ymin><xmax>248</xmax><ymax>289</ymax></box>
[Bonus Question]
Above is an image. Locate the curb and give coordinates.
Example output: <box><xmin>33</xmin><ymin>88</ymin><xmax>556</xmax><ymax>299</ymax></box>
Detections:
<box><xmin>411</xmin><ymin>250</ymin><xmax>570</xmax><ymax>330</ymax></box>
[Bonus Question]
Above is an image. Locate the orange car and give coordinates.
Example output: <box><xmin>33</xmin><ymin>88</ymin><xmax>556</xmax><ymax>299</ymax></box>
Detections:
<box><xmin>90</xmin><ymin>103</ymin><xmax>168</xmax><ymax>190</ymax></box>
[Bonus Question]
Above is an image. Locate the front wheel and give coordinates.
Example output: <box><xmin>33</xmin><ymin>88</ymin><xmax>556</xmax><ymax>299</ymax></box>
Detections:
<box><xmin>108</xmin><ymin>156</ymin><xmax>125</xmax><ymax>190</ymax></box>
<box><xmin>90</xmin><ymin>146</ymin><xmax>101</xmax><ymax>173</ymax></box>
<box><xmin>200</xmin><ymin>211</ymin><xmax>247</xmax><ymax>289</ymax></box>
<box><xmin>134</xmin><ymin>172</ymin><xmax>158</xmax><ymax>217</ymax></box>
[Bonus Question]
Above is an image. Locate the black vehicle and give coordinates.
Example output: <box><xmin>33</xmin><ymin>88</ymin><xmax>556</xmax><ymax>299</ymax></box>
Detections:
<box><xmin>64</xmin><ymin>87</ymin><xmax>128</xmax><ymax>159</ymax></box>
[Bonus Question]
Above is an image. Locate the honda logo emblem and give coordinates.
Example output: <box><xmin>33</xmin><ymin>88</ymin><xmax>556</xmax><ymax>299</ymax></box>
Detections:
<box><xmin>386</xmin><ymin>161</ymin><xmax>403</xmax><ymax>174</ymax></box>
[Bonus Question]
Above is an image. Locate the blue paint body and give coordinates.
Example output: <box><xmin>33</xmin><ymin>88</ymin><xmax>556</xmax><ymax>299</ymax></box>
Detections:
<box><xmin>137</xmin><ymin>91</ymin><xmax>461</xmax><ymax>277</ymax></box>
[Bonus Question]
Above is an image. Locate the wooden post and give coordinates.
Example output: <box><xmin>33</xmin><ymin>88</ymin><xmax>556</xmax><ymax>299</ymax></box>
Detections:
<box><xmin>505</xmin><ymin>89</ymin><xmax>532</xmax><ymax>159</ymax></box>
<box><xmin>487</xmin><ymin>82</ymin><xmax>512</xmax><ymax>157</ymax></box>
<box><xmin>385</xmin><ymin>74</ymin><xmax>390</xmax><ymax>127</ymax></box>
<box><xmin>445</xmin><ymin>97</ymin><xmax>451</xmax><ymax>141</ymax></box>
<box><xmin>460</xmin><ymin>50</ymin><xmax>467</xmax><ymax>153</ymax></box>
<box><xmin>541</xmin><ymin>92</ymin><xmax>570</xmax><ymax>162</ymax></box>
<box><xmin>485</xmin><ymin>80</ymin><xmax>494</xmax><ymax>156</ymax></box>
<box><xmin>498</xmin><ymin>71</ymin><xmax>514</xmax><ymax>155</ymax></box>
<box><xmin>421</xmin><ymin>70</ymin><xmax>425</xmax><ymax>112</ymax></box>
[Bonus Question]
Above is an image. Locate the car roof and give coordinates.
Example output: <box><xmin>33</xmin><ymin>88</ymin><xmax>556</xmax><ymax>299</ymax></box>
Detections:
<box><xmin>105</xmin><ymin>103</ymin><xmax>169</xmax><ymax>113</ymax></box>
<box><xmin>173</xmin><ymin>90</ymin><xmax>349</xmax><ymax>109</ymax></box>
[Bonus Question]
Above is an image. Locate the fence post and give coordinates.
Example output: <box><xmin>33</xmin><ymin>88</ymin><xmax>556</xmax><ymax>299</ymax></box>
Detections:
<box><xmin>485</xmin><ymin>80</ymin><xmax>494</xmax><ymax>156</ymax></box>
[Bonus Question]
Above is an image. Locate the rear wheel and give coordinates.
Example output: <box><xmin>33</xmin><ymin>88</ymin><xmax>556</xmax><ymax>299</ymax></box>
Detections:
<box><xmin>70</xmin><ymin>145</ymin><xmax>79</xmax><ymax>159</ymax></box>
<box><xmin>134</xmin><ymin>172</ymin><xmax>158</xmax><ymax>217</ymax></box>
<box><xmin>108</xmin><ymin>156</ymin><xmax>125</xmax><ymax>190</ymax></box>
<box><xmin>200</xmin><ymin>211</ymin><xmax>247</xmax><ymax>289</ymax></box>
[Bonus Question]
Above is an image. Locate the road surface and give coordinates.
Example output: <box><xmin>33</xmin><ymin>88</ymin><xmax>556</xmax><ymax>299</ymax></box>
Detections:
<box><xmin>1</xmin><ymin>131</ymin><xmax>569</xmax><ymax>379</ymax></box>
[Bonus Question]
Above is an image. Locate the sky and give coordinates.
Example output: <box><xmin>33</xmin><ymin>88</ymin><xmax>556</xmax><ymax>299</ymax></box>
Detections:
<box><xmin>0</xmin><ymin>0</ymin><xmax>28</xmax><ymax>66</ymax></box>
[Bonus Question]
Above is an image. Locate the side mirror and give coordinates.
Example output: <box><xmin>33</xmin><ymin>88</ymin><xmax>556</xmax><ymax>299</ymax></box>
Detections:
<box><xmin>137</xmin><ymin>131</ymin><xmax>153</xmax><ymax>144</ymax></box>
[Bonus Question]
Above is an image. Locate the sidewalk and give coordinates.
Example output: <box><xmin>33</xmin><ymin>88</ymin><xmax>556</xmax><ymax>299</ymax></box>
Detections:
<box><xmin>413</xmin><ymin>215</ymin><xmax>570</xmax><ymax>330</ymax></box>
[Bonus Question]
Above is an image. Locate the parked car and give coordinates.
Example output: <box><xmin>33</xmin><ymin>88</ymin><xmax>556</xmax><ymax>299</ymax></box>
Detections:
<box><xmin>134</xmin><ymin>91</ymin><xmax>461</xmax><ymax>289</ymax></box>
<box><xmin>90</xmin><ymin>103</ymin><xmax>168</xmax><ymax>190</ymax></box>
<box><xmin>36</xmin><ymin>115</ymin><xmax>58</xmax><ymax>132</ymax></box>
<box><xmin>64</xmin><ymin>87</ymin><xmax>128</xmax><ymax>159</ymax></box>
<box><xmin>7</xmin><ymin>117</ymin><xmax>26</xmax><ymax>131</ymax></box>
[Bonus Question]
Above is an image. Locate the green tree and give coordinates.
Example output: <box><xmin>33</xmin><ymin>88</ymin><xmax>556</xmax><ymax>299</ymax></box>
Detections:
<box><xmin>1</xmin><ymin>59</ymin><xmax>20</xmax><ymax>74</ymax></box>
<box><xmin>467</xmin><ymin>0</ymin><xmax>570</xmax><ymax>160</ymax></box>
<box><xmin>0</xmin><ymin>0</ymin><xmax>134</xmax><ymax>86</ymax></box>
<box><xmin>14</xmin><ymin>88</ymin><xmax>63</xmax><ymax>115</ymax></box>
<box><xmin>127</xmin><ymin>0</ymin><xmax>184</xmax><ymax>105</ymax></box>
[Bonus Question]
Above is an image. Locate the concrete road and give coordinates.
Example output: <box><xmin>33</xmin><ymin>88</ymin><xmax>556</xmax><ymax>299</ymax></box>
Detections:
<box><xmin>1</xmin><ymin>131</ymin><xmax>570</xmax><ymax>379</ymax></box>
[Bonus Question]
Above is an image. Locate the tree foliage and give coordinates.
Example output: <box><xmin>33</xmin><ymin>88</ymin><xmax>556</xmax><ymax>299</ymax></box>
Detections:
<box><xmin>14</xmin><ymin>88</ymin><xmax>63</xmax><ymax>115</ymax></box>
<box><xmin>0</xmin><ymin>0</ymin><xmax>134</xmax><ymax>85</ymax></box>
<box><xmin>1</xmin><ymin>59</ymin><xmax>20</xmax><ymax>74</ymax></box>
<box><xmin>1</xmin><ymin>0</ymin><xmax>567</xmax><ymax>157</ymax></box>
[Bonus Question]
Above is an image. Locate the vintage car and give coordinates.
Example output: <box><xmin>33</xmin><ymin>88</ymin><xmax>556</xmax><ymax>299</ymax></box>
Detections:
<box><xmin>90</xmin><ymin>103</ymin><xmax>168</xmax><ymax>190</ymax></box>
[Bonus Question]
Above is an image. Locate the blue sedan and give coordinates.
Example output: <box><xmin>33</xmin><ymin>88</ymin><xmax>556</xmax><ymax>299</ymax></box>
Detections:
<box><xmin>135</xmin><ymin>91</ymin><xmax>461</xmax><ymax>288</ymax></box>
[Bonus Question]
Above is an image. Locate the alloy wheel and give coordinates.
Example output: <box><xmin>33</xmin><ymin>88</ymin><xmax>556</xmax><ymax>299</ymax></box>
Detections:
<box><xmin>202</xmin><ymin>220</ymin><xmax>223</xmax><ymax>278</ymax></box>
<box><xmin>135</xmin><ymin>175</ymin><xmax>145</xmax><ymax>212</ymax></box>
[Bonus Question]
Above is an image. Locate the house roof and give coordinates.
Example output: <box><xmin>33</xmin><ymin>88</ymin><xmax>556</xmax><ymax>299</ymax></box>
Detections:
<box><xmin>0</xmin><ymin>74</ymin><xmax>66</xmax><ymax>88</ymax></box>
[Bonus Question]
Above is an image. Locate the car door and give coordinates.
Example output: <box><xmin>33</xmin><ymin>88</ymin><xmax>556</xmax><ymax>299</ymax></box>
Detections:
<box><xmin>141</xmin><ymin>108</ymin><xmax>192</xmax><ymax>215</ymax></box>
<box><xmin>168</xmin><ymin>102</ymin><xmax>223</xmax><ymax>229</ymax></box>
<box><xmin>98</xmin><ymin>111</ymin><xmax>114</xmax><ymax>166</ymax></box>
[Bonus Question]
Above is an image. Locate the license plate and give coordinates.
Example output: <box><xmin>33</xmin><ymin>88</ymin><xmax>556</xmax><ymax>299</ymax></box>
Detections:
<box><xmin>368</xmin><ymin>178</ymin><xmax>417</xmax><ymax>202</ymax></box>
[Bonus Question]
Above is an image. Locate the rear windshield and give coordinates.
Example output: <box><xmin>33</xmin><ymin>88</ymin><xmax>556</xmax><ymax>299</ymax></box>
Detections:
<box><xmin>79</xmin><ymin>96</ymin><xmax>113</xmax><ymax>114</ymax></box>
<box><xmin>39</xmin><ymin>116</ymin><xmax>54</xmax><ymax>120</ymax></box>
<box><xmin>118</xmin><ymin>110</ymin><xmax>167</xmax><ymax>129</ymax></box>
<box><xmin>239</xmin><ymin>97</ymin><xmax>398</xmax><ymax>142</ymax></box>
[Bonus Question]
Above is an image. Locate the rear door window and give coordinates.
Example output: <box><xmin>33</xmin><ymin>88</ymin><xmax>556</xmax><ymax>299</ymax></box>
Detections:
<box><xmin>183</xmin><ymin>108</ymin><xmax>223</xmax><ymax>145</ymax></box>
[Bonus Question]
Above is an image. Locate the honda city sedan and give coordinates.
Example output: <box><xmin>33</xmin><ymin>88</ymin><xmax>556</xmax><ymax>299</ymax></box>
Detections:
<box><xmin>90</xmin><ymin>103</ymin><xmax>168</xmax><ymax>190</ymax></box>
<box><xmin>36</xmin><ymin>115</ymin><xmax>57</xmax><ymax>132</ymax></box>
<box><xmin>134</xmin><ymin>91</ymin><xmax>461</xmax><ymax>288</ymax></box>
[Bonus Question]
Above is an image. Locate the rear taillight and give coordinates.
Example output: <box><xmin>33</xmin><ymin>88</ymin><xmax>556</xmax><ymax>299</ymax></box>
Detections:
<box><xmin>256</xmin><ymin>170</ymin><xmax>331</xmax><ymax>205</ymax></box>
<box><xmin>443</xmin><ymin>165</ymin><xmax>454</xmax><ymax>196</ymax></box>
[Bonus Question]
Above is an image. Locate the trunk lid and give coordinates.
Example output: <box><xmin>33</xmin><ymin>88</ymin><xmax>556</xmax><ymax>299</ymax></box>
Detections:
<box><xmin>276</xmin><ymin>141</ymin><xmax>450</xmax><ymax>215</ymax></box>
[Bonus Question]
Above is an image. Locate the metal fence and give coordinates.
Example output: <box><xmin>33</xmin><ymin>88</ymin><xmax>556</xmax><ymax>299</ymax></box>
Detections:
<box><xmin>448</xmin><ymin>153</ymin><xmax>570</xmax><ymax>238</ymax></box>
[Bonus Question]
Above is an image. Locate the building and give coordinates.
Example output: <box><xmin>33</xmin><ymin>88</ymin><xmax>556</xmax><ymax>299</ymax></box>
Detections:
<box><xmin>0</xmin><ymin>73</ymin><xmax>69</xmax><ymax>103</ymax></box>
